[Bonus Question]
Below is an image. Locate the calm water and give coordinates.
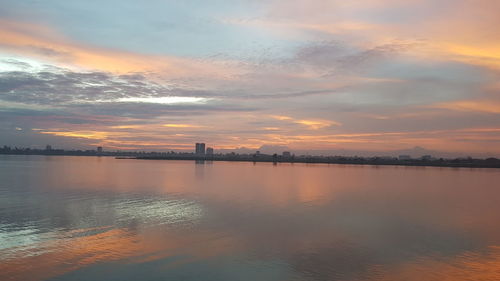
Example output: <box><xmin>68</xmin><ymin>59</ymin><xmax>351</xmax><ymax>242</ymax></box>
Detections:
<box><xmin>1</xmin><ymin>155</ymin><xmax>499</xmax><ymax>281</ymax></box>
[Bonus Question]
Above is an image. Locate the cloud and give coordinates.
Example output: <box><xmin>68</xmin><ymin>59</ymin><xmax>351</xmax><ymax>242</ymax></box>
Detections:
<box><xmin>1</xmin><ymin>58</ymin><xmax>498</xmax><ymax>155</ymax></box>
<box><xmin>0</xmin><ymin>65</ymin><xmax>221</xmax><ymax>110</ymax></box>
<box><xmin>228</xmin><ymin>0</ymin><xmax>500</xmax><ymax>70</ymax></box>
<box><xmin>431</xmin><ymin>100</ymin><xmax>500</xmax><ymax>114</ymax></box>
<box><xmin>1</xmin><ymin>1</ymin><xmax>500</xmax><ymax>155</ymax></box>
<box><xmin>163</xmin><ymin>124</ymin><xmax>204</xmax><ymax>128</ymax></box>
<box><xmin>294</xmin><ymin>119</ymin><xmax>341</xmax><ymax>130</ymax></box>
<box><xmin>115</xmin><ymin>97</ymin><xmax>209</xmax><ymax>105</ymax></box>
<box><xmin>0</xmin><ymin>19</ymin><xmax>246</xmax><ymax>80</ymax></box>
<box><xmin>271</xmin><ymin>115</ymin><xmax>341</xmax><ymax>130</ymax></box>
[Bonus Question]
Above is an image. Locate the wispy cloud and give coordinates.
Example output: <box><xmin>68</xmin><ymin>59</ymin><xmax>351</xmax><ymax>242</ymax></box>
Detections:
<box><xmin>431</xmin><ymin>100</ymin><xmax>500</xmax><ymax>114</ymax></box>
<box><xmin>0</xmin><ymin>19</ymin><xmax>245</xmax><ymax>80</ymax></box>
<box><xmin>163</xmin><ymin>124</ymin><xmax>204</xmax><ymax>128</ymax></box>
<box><xmin>270</xmin><ymin>115</ymin><xmax>341</xmax><ymax>130</ymax></box>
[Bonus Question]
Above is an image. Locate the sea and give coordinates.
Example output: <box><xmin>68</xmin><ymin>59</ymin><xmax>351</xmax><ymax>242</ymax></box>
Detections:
<box><xmin>1</xmin><ymin>155</ymin><xmax>499</xmax><ymax>281</ymax></box>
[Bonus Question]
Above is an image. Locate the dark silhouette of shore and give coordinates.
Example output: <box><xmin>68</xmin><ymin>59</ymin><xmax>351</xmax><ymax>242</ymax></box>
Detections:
<box><xmin>134</xmin><ymin>154</ymin><xmax>500</xmax><ymax>169</ymax></box>
<box><xmin>1</xmin><ymin>145</ymin><xmax>499</xmax><ymax>168</ymax></box>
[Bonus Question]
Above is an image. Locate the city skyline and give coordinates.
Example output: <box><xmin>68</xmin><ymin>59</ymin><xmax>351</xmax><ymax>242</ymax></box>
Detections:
<box><xmin>1</xmin><ymin>141</ymin><xmax>498</xmax><ymax>160</ymax></box>
<box><xmin>3</xmin><ymin>141</ymin><xmax>500</xmax><ymax>169</ymax></box>
<box><xmin>1</xmin><ymin>0</ymin><xmax>500</xmax><ymax>156</ymax></box>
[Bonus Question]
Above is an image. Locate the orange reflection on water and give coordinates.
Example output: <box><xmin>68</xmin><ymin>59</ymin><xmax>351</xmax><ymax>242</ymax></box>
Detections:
<box><xmin>0</xmin><ymin>228</ymin><xmax>143</xmax><ymax>281</ymax></box>
<box><xmin>2</xmin><ymin>157</ymin><xmax>500</xmax><ymax>281</ymax></box>
<box><xmin>0</xmin><ymin>225</ymin><xmax>242</xmax><ymax>281</ymax></box>
<box><xmin>363</xmin><ymin>246</ymin><xmax>500</xmax><ymax>281</ymax></box>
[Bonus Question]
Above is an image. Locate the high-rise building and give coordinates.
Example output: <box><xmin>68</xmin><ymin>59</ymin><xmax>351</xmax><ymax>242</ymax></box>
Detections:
<box><xmin>97</xmin><ymin>146</ymin><xmax>103</xmax><ymax>153</ymax></box>
<box><xmin>195</xmin><ymin>143</ymin><xmax>205</xmax><ymax>155</ymax></box>
<box><xmin>282</xmin><ymin>151</ymin><xmax>291</xmax><ymax>158</ymax></box>
<box><xmin>45</xmin><ymin>145</ymin><xmax>52</xmax><ymax>151</ymax></box>
<box><xmin>206</xmin><ymin>147</ymin><xmax>214</xmax><ymax>155</ymax></box>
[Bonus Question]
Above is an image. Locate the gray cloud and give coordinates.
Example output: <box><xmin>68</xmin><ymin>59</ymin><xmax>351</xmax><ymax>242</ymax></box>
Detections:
<box><xmin>0</xmin><ymin>63</ymin><xmax>262</xmax><ymax>129</ymax></box>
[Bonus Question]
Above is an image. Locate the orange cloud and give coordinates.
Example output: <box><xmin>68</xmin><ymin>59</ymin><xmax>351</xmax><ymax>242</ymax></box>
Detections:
<box><xmin>163</xmin><ymin>124</ymin><xmax>204</xmax><ymax>128</ymax></box>
<box><xmin>294</xmin><ymin>119</ymin><xmax>341</xmax><ymax>129</ymax></box>
<box><xmin>270</xmin><ymin>115</ymin><xmax>341</xmax><ymax>130</ymax></box>
<box><xmin>110</xmin><ymin>125</ymin><xmax>143</xmax><ymax>129</ymax></box>
<box><xmin>39</xmin><ymin>130</ymin><xmax>113</xmax><ymax>140</ymax></box>
<box><xmin>431</xmin><ymin>100</ymin><xmax>500</xmax><ymax>114</ymax></box>
<box><xmin>32</xmin><ymin>121</ymin><xmax>500</xmax><ymax>154</ymax></box>
<box><xmin>225</xmin><ymin>0</ymin><xmax>500</xmax><ymax>69</ymax></box>
<box><xmin>270</xmin><ymin>115</ymin><xmax>293</xmax><ymax>121</ymax></box>
<box><xmin>0</xmin><ymin>19</ymin><xmax>244</xmax><ymax>78</ymax></box>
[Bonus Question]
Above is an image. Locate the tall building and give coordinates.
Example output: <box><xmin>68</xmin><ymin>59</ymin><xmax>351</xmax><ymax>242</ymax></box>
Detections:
<box><xmin>282</xmin><ymin>151</ymin><xmax>291</xmax><ymax>158</ymax></box>
<box><xmin>195</xmin><ymin>143</ymin><xmax>205</xmax><ymax>155</ymax></box>
<box><xmin>97</xmin><ymin>146</ymin><xmax>103</xmax><ymax>153</ymax></box>
<box><xmin>206</xmin><ymin>147</ymin><xmax>214</xmax><ymax>155</ymax></box>
<box><xmin>45</xmin><ymin>145</ymin><xmax>52</xmax><ymax>151</ymax></box>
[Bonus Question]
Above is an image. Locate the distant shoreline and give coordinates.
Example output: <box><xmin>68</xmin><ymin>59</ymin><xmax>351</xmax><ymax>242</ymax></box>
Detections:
<box><xmin>132</xmin><ymin>155</ymin><xmax>500</xmax><ymax>169</ymax></box>
<box><xmin>1</xmin><ymin>152</ymin><xmax>499</xmax><ymax>169</ymax></box>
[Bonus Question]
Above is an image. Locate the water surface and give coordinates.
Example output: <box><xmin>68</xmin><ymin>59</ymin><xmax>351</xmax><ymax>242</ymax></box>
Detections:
<box><xmin>1</xmin><ymin>155</ymin><xmax>499</xmax><ymax>281</ymax></box>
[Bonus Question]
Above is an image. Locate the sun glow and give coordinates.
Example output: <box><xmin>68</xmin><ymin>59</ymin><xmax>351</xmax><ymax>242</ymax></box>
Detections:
<box><xmin>163</xmin><ymin>124</ymin><xmax>202</xmax><ymax>128</ymax></box>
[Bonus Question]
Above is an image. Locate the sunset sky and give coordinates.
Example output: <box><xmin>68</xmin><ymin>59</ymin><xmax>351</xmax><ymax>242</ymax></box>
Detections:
<box><xmin>1</xmin><ymin>0</ymin><xmax>499</xmax><ymax>156</ymax></box>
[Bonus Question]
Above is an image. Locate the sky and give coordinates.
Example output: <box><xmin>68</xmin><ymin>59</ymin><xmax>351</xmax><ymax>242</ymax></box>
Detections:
<box><xmin>0</xmin><ymin>0</ymin><xmax>499</xmax><ymax>156</ymax></box>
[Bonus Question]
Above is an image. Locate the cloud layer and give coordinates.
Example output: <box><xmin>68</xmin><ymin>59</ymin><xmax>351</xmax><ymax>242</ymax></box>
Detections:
<box><xmin>0</xmin><ymin>0</ymin><xmax>499</xmax><ymax>156</ymax></box>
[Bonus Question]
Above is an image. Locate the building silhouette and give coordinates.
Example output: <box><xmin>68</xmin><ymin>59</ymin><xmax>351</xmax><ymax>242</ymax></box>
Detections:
<box><xmin>97</xmin><ymin>146</ymin><xmax>103</xmax><ymax>153</ymax></box>
<box><xmin>195</xmin><ymin>143</ymin><xmax>205</xmax><ymax>155</ymax></box>
<box><xmin>206</xmin><ymin>147</ymin><xmax>214</xmax><ymax>155</ymax></box>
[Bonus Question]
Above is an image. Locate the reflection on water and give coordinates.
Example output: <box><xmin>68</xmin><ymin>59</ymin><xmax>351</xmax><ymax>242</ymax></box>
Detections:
<box><xmin>1</xmin><ymin>155</ymin><xmax>499</xmax><ymax>281</ymax></box>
